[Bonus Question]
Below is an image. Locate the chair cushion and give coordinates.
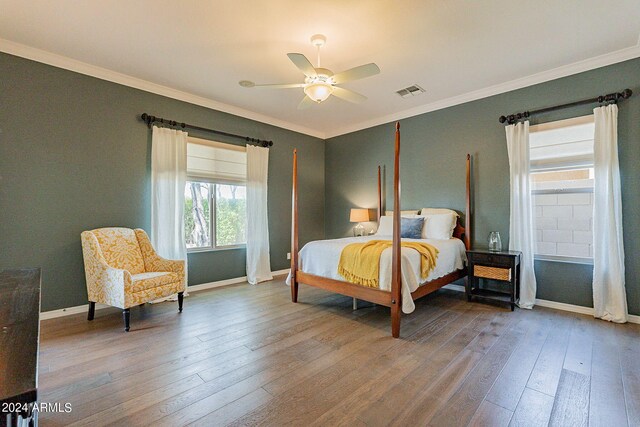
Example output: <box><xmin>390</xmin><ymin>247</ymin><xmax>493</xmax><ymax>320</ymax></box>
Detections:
<box><xmin>92</xmin><ymin>228</ymin><xmax>146</xmax><ymax>274</ymax></box>
<box><xmin>130</xmin><ymin>272</ymin><xmax>182</xmax><ymax>292</ymax></box>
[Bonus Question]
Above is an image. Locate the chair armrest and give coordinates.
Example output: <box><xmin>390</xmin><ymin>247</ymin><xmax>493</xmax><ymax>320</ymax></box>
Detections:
<box><xmin>81</xmin><ymin>231</ymin><xmax>131</xmax><ymax>308</ymax></box>
<box><xmin>135</xmin><ymin>229</ymin><xmax>186</xmax><ymax>277</ymax></box>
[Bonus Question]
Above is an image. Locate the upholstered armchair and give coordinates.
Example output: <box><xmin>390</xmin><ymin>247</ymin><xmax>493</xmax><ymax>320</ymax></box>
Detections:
<box><xmin>81</xmin><ymin>227</ymin><xmax>186</xmax><ymax>331</ymax></box>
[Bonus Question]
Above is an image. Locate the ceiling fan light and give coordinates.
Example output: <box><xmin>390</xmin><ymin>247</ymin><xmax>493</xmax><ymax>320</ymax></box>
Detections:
<box><xmin>304</xmin><ymin>82</ymin><xmax>333</xmax><ymax>103</ymax></box>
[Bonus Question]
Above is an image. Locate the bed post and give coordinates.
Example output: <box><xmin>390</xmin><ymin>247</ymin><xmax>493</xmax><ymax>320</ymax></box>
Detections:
<box><xmin>464</xmin><ymin>154</ymin><xmax>471</xmax><ymax>250</ymax></box>
<box><xmin>377</xmin><ymin>165</ymin><xmax>382</xmax><ymax>222</ymax></box>
<box><xmin>291</xmin><ymin>149</ymin><xmax>299</xmax><ymax>303</ymax></box>
<box><xmin>391</xmin><ymin>123</ymin><xmax>402</xmax><ymax>338</ymax></box>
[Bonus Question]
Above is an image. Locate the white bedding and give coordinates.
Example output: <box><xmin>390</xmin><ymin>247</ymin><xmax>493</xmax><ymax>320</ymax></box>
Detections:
<box><xmin>286</xmin><ymin>235</ymin><xmax>467</xmax><ymax>314</ymax></box>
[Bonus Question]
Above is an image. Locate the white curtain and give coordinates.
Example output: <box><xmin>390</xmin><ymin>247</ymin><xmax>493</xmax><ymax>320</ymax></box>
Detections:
<box><xmin>592</xmin><ymin>105</ymin><xmax>627</xmax><ymax>323</ymax></box>
<box><xmin>506</xmin><ymin>121</ymin><xmax>537</xmax><ymax>309</ymax></box>
<box><xmin>246</xmin><ymin>145</ymin><xmax>272</xmax><ymax>285</ymax></box>
<box><xmin>151</xmin><ymin>126</ymin><xmax>188</xmax><ymax>299</ymax></box>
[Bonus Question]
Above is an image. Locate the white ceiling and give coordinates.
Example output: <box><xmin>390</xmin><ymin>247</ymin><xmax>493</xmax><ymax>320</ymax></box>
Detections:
<box><xmin>1</xmin><ymin>0</ymin><xmax>639</xmax><ymax>139</ymax></box>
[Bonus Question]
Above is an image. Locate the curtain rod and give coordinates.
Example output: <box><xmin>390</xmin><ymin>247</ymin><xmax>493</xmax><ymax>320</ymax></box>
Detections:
<box><xmin>498</xmin><ymin>88</ymin><xmax>632</xmax><ymax>125</ymax></box>
<box><xmin>140</xmin><ymin>113</ymin><xmax>273</xmax><ymax>147</ymax></box>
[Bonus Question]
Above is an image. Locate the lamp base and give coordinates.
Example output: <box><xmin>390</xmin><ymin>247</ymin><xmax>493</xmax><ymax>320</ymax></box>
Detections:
<box><xmin>353</xmin><ymin>223</ymin><xmax>365</xmax><ymax>237</ymax></box>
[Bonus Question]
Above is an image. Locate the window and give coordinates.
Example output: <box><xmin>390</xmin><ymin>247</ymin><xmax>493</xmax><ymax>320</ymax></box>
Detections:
<box><xmin>530</xmin><ymin>115</ymin><xmax>594</xmax><ymax>263</ymax></box>
<box><xmin>184</xmin><ymin>137</ymin><xmax>247</xmax><ymax>250</ymax></box>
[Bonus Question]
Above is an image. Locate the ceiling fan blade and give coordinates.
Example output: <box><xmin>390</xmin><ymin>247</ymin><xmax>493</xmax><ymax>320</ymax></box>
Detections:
<box><xmin>287</xmin><ymin>53</ymin><xmax>317</xmax><ymax>78</ymax></box>
<box><xmin>253</xmin><ymin>83</ymin><xmax>306</xmax><ymax>89</ymax></box>
<box><xmin>331</xmin><ymin>87</ymin><xmax>367</xmax><ymax>103</ymax></box>
<box><xmin>297</xmin><ymin>95</ymin><xmax>317</xmax><ymax>110</ymax></box>
<box><xmin>331</xmin><ymin>63</ymin><xmax>380</xmax><ymax>84</ymax></box>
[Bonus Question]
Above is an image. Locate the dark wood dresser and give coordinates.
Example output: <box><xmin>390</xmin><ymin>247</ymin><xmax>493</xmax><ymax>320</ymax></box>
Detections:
<box><xmin>0</xmin><ymin>269</ymin><xmax>41</xmax><ymax>427</ymax></box>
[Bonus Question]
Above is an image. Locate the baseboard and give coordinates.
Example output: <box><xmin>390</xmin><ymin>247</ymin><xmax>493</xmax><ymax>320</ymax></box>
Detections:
<box><xmin>187</xmin><ymin>268</ymin><xmax>289</xmax><ymax>292</ymax></box>
<box><xmin>39</xmin><ymin>302</ymin><xmax>112</xmax><ymax>320</ymax></box>
<box><xmin>535</xmin><ymin>299</ymin><xmax>640</xmax><ymax>324</ymax></box>
<box><xmin>442</xmin><ymin>284</ymin><xmax>465</xmax><ymax>292</ymax></box>
<box><xmin>40</xmin><ymin>268</ymin><xmax>291</xmax><ymax>320</ymax></box>
<box><xmin>271</xmin><ymin>269</ymin><xmax>290</xmax><ymax>277</ymax></box>
<box><xmin>440</xmin><ymin>283</ymin><xmax>639</xmax><ymax>324</ymax></box>
<box><xmin>534</xmin><ymin>299</ymin><xmax>594</xmax><ymax>315</ymax></box>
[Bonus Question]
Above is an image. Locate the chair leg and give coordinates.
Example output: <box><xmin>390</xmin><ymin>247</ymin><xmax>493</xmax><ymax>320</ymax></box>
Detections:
<box><xmin>178</xmin><ymin>292</ymin><xmax>184</xmax><ymax>312</ymax></box>
<box><xmin>123</xmin><ymin>309</ymin><xmax>130</xmax><ymax>332</ymax></box>
<box><xmin>87</xmin><ymin>302</ymin><xmax>95</xmax><ymax>321</ymax></box>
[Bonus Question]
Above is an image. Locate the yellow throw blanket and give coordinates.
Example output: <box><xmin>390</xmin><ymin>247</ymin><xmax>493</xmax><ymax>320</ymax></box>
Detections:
<box><xmin>338</xmin><ymin>240</ymin><xmax>439</xmax><ymax>288</ymax></box>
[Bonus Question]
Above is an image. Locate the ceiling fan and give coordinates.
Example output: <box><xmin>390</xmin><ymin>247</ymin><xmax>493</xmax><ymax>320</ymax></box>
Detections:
<box><xmin>240</xmin><ymin>34</ymin><xmax>380</xmax><ymax>109</ymax></box>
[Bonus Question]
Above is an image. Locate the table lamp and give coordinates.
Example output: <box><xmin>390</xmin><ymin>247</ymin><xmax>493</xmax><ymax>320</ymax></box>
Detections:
<box><xmin>350</xmin><ymin>208</ymin><xmax>369</xmax><ymax>236</ymax></box>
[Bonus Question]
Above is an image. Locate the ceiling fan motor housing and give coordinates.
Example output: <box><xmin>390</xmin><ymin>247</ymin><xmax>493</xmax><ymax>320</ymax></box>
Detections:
<box><xmin>305</xmin><ymin>68</ymin><xmax>334</xmax><ymax>83</ymax></box>
<box><xmin>310</xmin><ymin>34</ymin><xmax>326</xmax><ymax>47</ymax></box>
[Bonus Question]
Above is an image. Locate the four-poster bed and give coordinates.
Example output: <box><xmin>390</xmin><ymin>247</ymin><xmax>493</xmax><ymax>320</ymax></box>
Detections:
<box><xmin>290</xmin><ymin>123</ymin><xmax>472</xmax><ymax>338</ymax></box>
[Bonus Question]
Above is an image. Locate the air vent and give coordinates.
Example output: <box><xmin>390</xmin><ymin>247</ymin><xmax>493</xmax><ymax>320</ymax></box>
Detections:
<box><xmin>396</xmin><ymin>84</ymin><xmax>426</xmax><ymax>98</ymax></box>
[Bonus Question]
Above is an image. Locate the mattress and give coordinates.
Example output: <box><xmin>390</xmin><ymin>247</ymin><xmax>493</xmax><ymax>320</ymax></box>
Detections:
<box><xmin>286</xmin><ymin>235</ymin><xmax>467</xmax><ymax>314</ymax></box>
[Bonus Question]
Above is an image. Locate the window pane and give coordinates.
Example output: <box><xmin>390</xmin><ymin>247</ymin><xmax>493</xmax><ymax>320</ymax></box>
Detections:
<box><xmin>532</xmin><ymin>176</ymin><xmax>593</xmax><ymax>259</ymax></box>
<box><xmin>184</xmin><ymin>182</ymin><xmax>211</xmax><ymax>249</ymax></box>
<box><xmin>530</xmin><ymin>117</ymin><xmax>594</xmax><ymax>260</ymax></box>
<box><xmin>531</xmin><ymin>169</ymin><xmax>590</xmax><ymax>182</ymax></box>
<box><xmin>531</xmin><ymin>168</ymin><xmax>594</xmax><ymax>192</ymax></box>
<box><xmin>215</xmin><ymin>184</ymin><xmax>246</xmax><ymax>246</ymax></box>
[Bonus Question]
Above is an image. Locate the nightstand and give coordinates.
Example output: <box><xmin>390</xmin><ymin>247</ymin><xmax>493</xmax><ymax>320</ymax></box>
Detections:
<box><xmin>466</xmin><ymin>249</ymin><xmax>521</xmax><ymax>311</ymax></box>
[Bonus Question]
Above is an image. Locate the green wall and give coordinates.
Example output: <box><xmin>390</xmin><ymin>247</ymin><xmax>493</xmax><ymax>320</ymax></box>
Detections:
<box><xmin>2</xmin><ymin>50</ymin><xmax>638</xmax><ymax>316</ymax></box>
<box><xmin>0</xmin><ymin>52</ymin><xmax>325</xmax><ymax>311</ymax></box>
<box><xmin>325</xmin><ymin>58</ymin><xmax>640</xmax><ymax>316</ymax></box>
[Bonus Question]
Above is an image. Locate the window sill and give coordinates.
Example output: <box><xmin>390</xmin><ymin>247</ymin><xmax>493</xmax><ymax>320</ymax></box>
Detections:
<box><xmin>187</xmin><ymin>245</ymin><xmax>246</xmax><ymax>254</ymax></box>
<box><xmin>534</xmin><ymin>255</ymin><xmax>593</xmax><ymax>265</ymax></box>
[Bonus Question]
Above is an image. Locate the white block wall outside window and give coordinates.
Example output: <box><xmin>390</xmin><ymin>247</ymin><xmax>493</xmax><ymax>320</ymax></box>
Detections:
<box><xmin>534</xmin><ymin>192</ymin><xmax>593</xmax><ymax>257</ymax></box>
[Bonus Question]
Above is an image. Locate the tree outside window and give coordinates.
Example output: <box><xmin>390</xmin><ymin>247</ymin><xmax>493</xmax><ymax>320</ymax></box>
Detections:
<box><xmin>184</xmin><ymin>182</ymin><xmax>246</xmax><ymax>250</ymax></box>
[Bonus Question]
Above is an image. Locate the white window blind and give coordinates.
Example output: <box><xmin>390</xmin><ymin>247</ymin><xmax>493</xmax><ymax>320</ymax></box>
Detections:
<box><xmin>529</xmin><ymin>115</ymin><xmax>595</xmax><ymax>171</ymax></box>
<box><xmin>186</xmin><ymin>137</ymin><xmax>247</xmax><ymax>184</ymax></box>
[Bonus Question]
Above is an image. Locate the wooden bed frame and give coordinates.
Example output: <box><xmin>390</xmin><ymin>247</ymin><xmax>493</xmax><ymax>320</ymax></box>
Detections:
<box><xmin>290</xmin><ymin>122</ymin><xmax>472</xmax><ymax>338</ymax></box>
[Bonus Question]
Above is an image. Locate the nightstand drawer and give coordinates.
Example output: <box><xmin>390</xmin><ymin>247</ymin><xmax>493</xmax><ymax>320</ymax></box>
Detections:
<box><xmin>474</xmin><ymin>265</ymin><xmax>511</xmax><ymax>281</ymax></box>
<box><xmin>470</xmin><ymin>252</ymin><xmax>512</xmax><ymax>267</ymax></box>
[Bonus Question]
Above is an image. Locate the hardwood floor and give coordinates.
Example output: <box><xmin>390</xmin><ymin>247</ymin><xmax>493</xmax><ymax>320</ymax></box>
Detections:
<box><xmin>38</xmin><ymin>276</ymin><xmax>639</xmax><ymax>426</ymax></box>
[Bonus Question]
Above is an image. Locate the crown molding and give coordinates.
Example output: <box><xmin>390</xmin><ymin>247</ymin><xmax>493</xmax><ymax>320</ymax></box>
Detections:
<box><xmin>2</xmin><ymin>37</ymin><xmax>639</xmax><ymax>141</ymax></box>
<box><xmin>0</xmin><ymin>38</ymin><xmax>326</xmax><ymax>139</ymax></box>
<box><xmin>325</xmin><ymin>42</ymin><xmax>640</xmax><ymax>139</ymax></box>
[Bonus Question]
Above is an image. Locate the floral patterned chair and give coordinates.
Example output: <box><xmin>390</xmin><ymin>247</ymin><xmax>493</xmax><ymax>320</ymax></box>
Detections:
<box><xmin>81</xmin><ymin>227</ymin><xmax>186</xmax><ymax>331</ymax></box>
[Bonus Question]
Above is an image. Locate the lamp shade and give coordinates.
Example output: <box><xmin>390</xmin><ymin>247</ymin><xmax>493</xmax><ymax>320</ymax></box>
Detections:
<box><xmin>350</xmin><ymin>208</ymin><xmax>369</xmax><ymax>223</ymax></box>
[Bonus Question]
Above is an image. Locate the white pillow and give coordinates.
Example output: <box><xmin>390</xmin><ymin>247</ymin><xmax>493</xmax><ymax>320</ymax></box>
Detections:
<box><xmin>385</xmin><ymin>210</ymin><xmax>419</xmax><ymax>216</ymax></box>
<box><xmin>376</xmin><ymin>214</ymin><xmax>419</xmax><ymax>235</ymax></box>
<box><xmin>422</xmin><ymin>213</ymin><xmax>456</xmax><ymax>240</ymax></box>
<box><xmin>420</xmin><ymin>208</ymin><xmax>459</xmax><ymax>217</ymax></box>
